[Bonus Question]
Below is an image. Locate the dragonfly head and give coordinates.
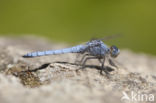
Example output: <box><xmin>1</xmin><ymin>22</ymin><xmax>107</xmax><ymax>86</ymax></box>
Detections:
<box><xmin>110</xmin><ymin>45</ymin><xmax>120</xmax><ymax>58</ymax></box>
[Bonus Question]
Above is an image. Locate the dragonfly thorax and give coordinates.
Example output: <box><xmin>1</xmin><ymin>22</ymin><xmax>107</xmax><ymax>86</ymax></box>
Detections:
<box><xmin>86</xmin><ymin>40</ymin><xmax>110</xmax><ymax>57</ymax></box>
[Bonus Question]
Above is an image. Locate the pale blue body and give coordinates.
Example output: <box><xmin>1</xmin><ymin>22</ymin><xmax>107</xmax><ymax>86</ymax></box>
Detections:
<box><xmin>23</xmin><ymin>40</ymin><xmax>110</xmax><ymax>58</ymax></box>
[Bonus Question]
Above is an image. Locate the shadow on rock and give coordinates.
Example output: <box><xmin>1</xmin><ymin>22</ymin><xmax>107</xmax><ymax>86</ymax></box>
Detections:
<box><xmin>55</xmin><ymin>61</ymin><xmax>114</xmax><ymax>74</ymax></box>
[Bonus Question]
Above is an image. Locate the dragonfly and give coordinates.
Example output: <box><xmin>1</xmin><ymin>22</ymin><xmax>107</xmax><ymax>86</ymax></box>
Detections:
<box><xmin>23</xmin><ymin>35</ymin><xmax>120</xmax><ymax>73</ymax></box>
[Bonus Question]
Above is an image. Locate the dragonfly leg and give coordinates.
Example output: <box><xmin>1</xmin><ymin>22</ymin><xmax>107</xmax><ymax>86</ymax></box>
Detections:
<box><xmin>101</xmin><ymin>57</ymin><xmax>105</xmax><ymax>68</ymax></box>
<box><xmin>99</xmin><ymin>57</ymin><xmax>109</xmax><ymax>75</ymax></box>
<box><xmin>81</xmin><ymin>56</ymin><xmax>97</xmax><ymax>69</ymax></box>
<box><xmin>75</xmin><ymin>53</ymin><xmax>89</xmax><ymax>65</ymax></box>
<box><xmin>108</xmin><ymin>58</ymin><xmax>118</xmax><ymax>68</ymax></box>
<box><xmin>79</xmin><ymin>54</ymin><xmax>90</xmax><ymax>64</ymax></box>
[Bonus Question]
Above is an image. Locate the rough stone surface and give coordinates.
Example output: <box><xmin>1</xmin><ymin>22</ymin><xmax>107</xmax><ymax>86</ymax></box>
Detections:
<box><xmin>0</xmin><ymin>36</ymin><xmax>156</xmax><ymax>103</ymax></box>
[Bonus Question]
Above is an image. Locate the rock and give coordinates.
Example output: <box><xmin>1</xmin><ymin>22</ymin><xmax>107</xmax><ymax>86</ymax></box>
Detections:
<box><xmin>0</xmin><ymin>36</ymin><xmax>156</xmax><ymax>103</ymax></box>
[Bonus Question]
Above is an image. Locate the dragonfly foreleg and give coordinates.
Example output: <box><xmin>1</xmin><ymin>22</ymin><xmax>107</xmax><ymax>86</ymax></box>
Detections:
<box><xmin>108</xmin><ymin>58</ymin><xmax>118</xmax><ymax>68</ymax></box>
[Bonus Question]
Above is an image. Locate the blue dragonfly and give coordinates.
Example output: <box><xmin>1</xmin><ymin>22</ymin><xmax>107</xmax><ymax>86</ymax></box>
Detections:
<box><xmin>23</xmin><ymin>35</ymin><xmax>120</xmax><ymax>73</ymax></box>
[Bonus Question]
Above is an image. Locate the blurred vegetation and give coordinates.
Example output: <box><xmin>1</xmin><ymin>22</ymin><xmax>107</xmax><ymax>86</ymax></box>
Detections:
<box><xmin>0</xmin><ymin>0</ymin><xmax>156</xmax><ymax>55</ymax></box>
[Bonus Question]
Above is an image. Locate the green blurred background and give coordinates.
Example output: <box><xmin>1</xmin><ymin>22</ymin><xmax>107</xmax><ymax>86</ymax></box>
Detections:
<box><xmin>0</xmin><ymin>0</ymin><xmax>156</xmax><ymax>55</ymax></box>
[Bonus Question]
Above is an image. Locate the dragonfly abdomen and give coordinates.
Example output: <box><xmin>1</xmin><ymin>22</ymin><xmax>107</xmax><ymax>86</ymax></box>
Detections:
<box><xmin>23</xmin><ymin>45</ymin><xmax>86</xmax><ymax>58</ymax></box>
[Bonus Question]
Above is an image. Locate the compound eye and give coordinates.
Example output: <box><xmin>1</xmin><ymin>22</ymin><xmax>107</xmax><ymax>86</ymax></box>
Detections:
<box><xmin>111</xmin><ymin>45</ymin><xmax>118</xmax><ymax>51</ymax></box>
<box><xmin>110</xmin><ymin>45</ymin><xmax>120</xmax><ymax>58</ymax></box>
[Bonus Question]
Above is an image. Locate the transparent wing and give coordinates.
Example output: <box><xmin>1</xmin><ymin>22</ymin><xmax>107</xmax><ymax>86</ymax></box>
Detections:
<box><xmin>98</xmin><ymin>34</ymin><xmax>122</xmax><ymax>41</ymax></box>
<box><xmin>79</xmin><ymin>34</ymin><xmax>122</xmax><ymax>47</ymax></box>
